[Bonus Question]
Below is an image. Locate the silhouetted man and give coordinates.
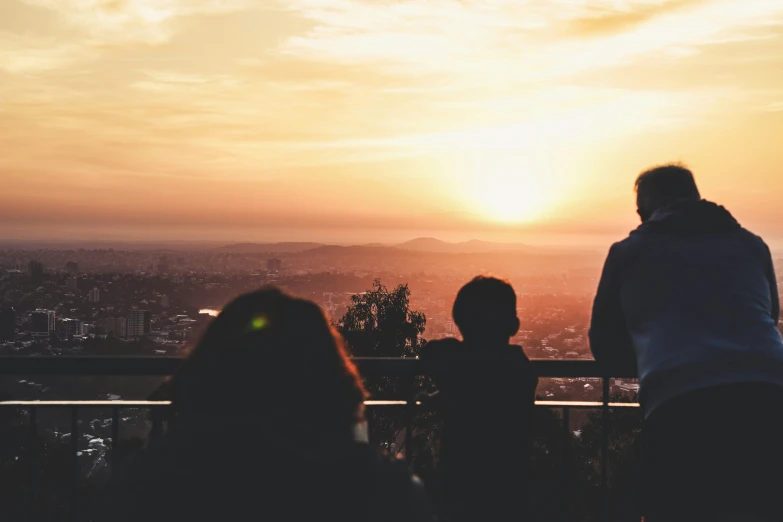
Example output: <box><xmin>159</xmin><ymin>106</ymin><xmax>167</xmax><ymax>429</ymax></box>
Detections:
<box><xmin>590</xmin><ymin>164</ymin><xmax>783</xmax><ymax>522</ymax></box>
<box><xmin>422</xmin><ymin>276</ymin><xmax>537</xmax><ymax>522</ymax></box>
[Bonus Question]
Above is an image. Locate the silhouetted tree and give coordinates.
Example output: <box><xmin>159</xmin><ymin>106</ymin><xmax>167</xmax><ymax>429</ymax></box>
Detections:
<box><xmin>339</xmin><ymin>279</ymin><xmax>426</xmax><ymax>358</ymax></box>
<box><xmin>338</xmin><ymin>280</ymin><xmax>433</xmax><ymax>463</ymax></box>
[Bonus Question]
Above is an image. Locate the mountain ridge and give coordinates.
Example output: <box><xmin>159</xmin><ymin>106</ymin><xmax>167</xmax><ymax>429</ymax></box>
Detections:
<box><xmin>215</xmin><ymin>237</ymin><xmax>557</xmax><ymax>254</ymax></box>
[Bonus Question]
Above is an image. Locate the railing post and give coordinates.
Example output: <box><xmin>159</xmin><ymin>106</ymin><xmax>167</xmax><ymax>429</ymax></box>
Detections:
<box><xmin>561</xmin><ymin>406</ymin><xmax>571</xmax><ymax>522</ymax></box>
<box><xmin>149</xmin><ymin>405</ymin><xmax>166</xmax><ymax>441</ymax></box>
<box><xmin>27</xmin><ymin>407</ymin><xmax>38</xmax><ymax>522</ymax></box>
<box><xmin>404</xmin><ymin>374</ymin><xmax>415</xmax><ymax>465</ymax></box>
<box><xmin>111</xmin><ymin>407</ymin><xmax>120</xmax><ymax>475</ymax></box>
<box><xmin>71</xmin><ymin>407</ymin><xmax>80</xmax><ymax>522</ymax></box>
<box><xmin>601</xmin><ymin>377</ymin><xmax>610</xmax><ymax>522</ymax></box>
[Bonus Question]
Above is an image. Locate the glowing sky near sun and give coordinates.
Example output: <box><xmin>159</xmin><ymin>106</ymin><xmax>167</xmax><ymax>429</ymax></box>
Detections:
<box><xmin>1</xmin><ymin>0</ymin><xmax>782</xmax><ymax>245</ymax></box>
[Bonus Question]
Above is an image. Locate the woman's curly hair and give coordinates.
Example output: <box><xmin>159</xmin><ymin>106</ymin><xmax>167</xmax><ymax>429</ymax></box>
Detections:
<box><xmin>166</xmin><ymin>287</ymin><xmax>367</xmax><ymax>438</ymax></box>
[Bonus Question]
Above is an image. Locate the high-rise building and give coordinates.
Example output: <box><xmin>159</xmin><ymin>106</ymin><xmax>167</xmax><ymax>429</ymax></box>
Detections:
<box><xmin>88</xmin><ymin>287</ymin><xmax>100</xmax><ymax>303</ymax></box>
<box><xmin>30</xmin><ymin>310</ymin><xmax>55</xmax><ymax>337</ymax></box>
<box><xmin>266</xmin><ymin>258</ymin><xmax>283</xmax><ymax>274</ymax></box>
<box><xmin>160</xmin><ymin>294</ymin><xmax>170</xmax><ymax>308</ymax></box>
<box><xmin>158</xmin><ymin>256</ymin><xmax>169</xmax><ymax>274</ymax></box>
<box><xmin>105</xmin><ymin>317</ymin><xmax>127</xmax><ymax>338</ymax></box>
<box><xmin>57</xmin><ymin>318</ymin><xmax>82</xmax><ymax>339</ymax></box>
<box><xmin>66</xmin><ymin>277</ymin><xmax>78</xmax><ymax>292</ymax></box>
<box><xmin>0</xmin><ymin>308</ymin><xmax>15</xmax><ymax>341</ymax></box>
<box><xmin>127</xmin><ymin>310</ymin><xmax>151</xmax><ymax>337</ymax></box>
<box><xmin>65</xmin><ymin>261</ymin><xmax>78</xmax><ymax>273</ymax></box>
<box><xmin>28</xmin><ymin>260</ymin><xmax>44</xmax><ymax>279</ymax></box>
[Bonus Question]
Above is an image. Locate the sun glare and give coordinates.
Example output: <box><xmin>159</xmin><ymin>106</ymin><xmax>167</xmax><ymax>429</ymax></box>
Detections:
<box><xmin>450</xmin><ymin>152</ymin><xmax>560</xmax><ymax>224</ymax></box>
<box><xmin>475</xmin><ymin>170</ymin><xmax>553</xmax><ymax>223</ymax></box>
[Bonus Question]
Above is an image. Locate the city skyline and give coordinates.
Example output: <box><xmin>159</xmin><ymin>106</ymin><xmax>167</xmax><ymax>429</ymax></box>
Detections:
<box><xmin>2</xmin><ymin>0</ymin><xmax>783</xmax><ymax>247</ymax></box>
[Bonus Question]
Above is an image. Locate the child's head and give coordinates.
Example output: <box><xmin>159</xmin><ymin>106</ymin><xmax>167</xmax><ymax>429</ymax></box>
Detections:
<box><xmin>452</xmin><ymin>276</ymin><xmax>520</xmax><ymax>344</ymax></box>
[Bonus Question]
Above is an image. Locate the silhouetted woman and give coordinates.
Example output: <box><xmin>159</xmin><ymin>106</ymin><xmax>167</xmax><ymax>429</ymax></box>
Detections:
<box><xmin>105</xmin><ymin>287</ymin><xmax>435</xmax><ymax>522</ymax></box>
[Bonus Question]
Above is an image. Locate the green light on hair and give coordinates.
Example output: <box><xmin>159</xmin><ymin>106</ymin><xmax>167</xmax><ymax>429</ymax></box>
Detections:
<box><xmin>249</xmin><ymin>315</ymin><xmax>268</xmax><ymax>331</ymax></box>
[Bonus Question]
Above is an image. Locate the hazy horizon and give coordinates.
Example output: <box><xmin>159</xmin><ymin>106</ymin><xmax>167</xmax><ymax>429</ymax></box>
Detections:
<box><xmin>0</xmin><ymin>234</ymin><xmax>613</xmax><ymax>251</ymax></box>
<box><xmin>2</xmin><ymin>0</ymin><xmax>783</xmax><ymax>247</ymax></box>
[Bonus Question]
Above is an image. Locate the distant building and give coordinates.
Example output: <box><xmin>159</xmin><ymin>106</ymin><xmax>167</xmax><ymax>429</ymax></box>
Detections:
<box><xmin>28</xmin><ymin>260</ymin><xmax>44</xmax><ymax>279</ymax></box>
<box><xmin>160</xmin><ymin>294</ymin><xmax>170</xmax><ymax>308</ymax></box>
<box><xmin>65</xmin><ymin>261</ymin><xmax>78</xmax><ymax>273</ymax></box>
<box><xmin>176</xmin><ymin>257</ymin><xmax>185</xmax><ymax>266</ymax></box>
<box><xmin>57</xmin><ymin>318</ymin><xmax>82</xmax><ymax>339</ymax></box>
<box><xmin>88</xmin><ymin>287</ymin><xmax>100</xmax><ymax>303</ymax></box>
<box><xmin>127</xmin><ymin>310</ymin><xmax>151</xmax><ymax>337</ymax></box>
<box><xmin>66</xmin><ymin>277</ymin><xmax>78</xmax><ymax>292</ymax></box>
<box><xmin>0</xmin><ymin>308</ymin><xmax>15</xmax><ymax>341</ymax></box>
<box><xmin>444</xmin><ymin>320</ymin><xmax>458</xmax><ymax>335</ymax></box>
<box><xmin>267</xmin><ymin>258</ymin><xmax>282</xmax><ymax>280</ymax></box>
<box><xmin>105</xmin><ymin>317</ymin><xmax>127</xmax><ymax>338</ymax></box>
<box><xmin>158</xmin><ymin>256</ymin><xmax>169</xmax><ymax>274</ymax></box>
<box><xmin>267</xmin><ymin>258</ymin><xmax>282</xmax><ymax>273</ymax></box>
<box><xmin>30</xmin><ymin>310</ymin><xmax>55</xmax><ymax>337</ymax></box>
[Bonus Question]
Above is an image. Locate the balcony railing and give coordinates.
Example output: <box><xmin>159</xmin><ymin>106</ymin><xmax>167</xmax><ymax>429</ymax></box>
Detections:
<box><xmin>0</xmin><ymin>357</ymin><xmax>640</xmax><ymax>521</ymax></box>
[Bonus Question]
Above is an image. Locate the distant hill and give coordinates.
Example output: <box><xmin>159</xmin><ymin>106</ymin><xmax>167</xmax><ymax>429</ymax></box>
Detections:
<box><xmin>395</xmin><ymin>237</ymin><xmax>544</xmax><ymax>254</ymax></box>
<box><xmin>215</xmin><ymin>242</ymin><xmax>325</xmax><ymax>253</ymax></box>
<box><xmin>287</xmin><ymin>242</ymin><xmax>604</xmax><ymax>277</ymax></box>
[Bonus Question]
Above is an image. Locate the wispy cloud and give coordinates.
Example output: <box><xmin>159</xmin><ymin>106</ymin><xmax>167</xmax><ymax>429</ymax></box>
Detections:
<box><xmin>279</xmin><ymin>0</ymin><xmax>783</xmax><ymax>84</ymax></box>
<box><xmin>0</xmin><ymin>33</ymin><xmax>96</xmax><ymax>72</ymax></box>
<box><xmin>22</xmin><ymin>0</ymin><xmax>254</xmax><ymax>45</ymax></box>
<box><xmin>0</xmin><ymin>0</ymin><xmax>257</xmax><ymax>74</ymax></box>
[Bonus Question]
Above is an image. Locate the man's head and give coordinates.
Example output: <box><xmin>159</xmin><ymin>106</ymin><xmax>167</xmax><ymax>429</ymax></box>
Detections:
<box><xmin>453</xmin><ymin>276</ymin><xmax>520</xmax><ymax>344</ymax></box>
<box><xmin>635</xmin><ymin>164</ymin><xmax>701</xmax><ymax>222</ymax></box>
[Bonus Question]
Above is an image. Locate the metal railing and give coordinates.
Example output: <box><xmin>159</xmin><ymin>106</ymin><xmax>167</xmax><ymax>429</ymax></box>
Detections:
<box><xmin>0</xmin><ymin>356</ymin><xmax>640</xmax><ymax>521</ymax></box>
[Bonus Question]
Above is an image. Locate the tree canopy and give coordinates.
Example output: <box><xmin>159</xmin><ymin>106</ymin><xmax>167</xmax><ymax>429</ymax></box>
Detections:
<box><xmin>339</xmin><ymin>279</ymin><xmax>426</xmax><ymax>358</ymax></box>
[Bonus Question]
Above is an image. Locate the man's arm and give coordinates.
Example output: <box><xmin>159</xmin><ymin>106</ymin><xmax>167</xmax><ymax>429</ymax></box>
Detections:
<box><xmin>765</xmin><ymin>243</ymin><xmax>780</xmax><ymax>324</ymax></box>
<box><xmin>589</xmin><ymin>243</ymin><xmax>635</xmax><ymax>371</ymax></box>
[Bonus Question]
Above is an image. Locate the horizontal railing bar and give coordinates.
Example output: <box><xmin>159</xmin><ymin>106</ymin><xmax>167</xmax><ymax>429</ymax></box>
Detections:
<box><xmin>0</xmin><ymin>399</ymin><xmax>640</xmax><ymax>408</ymax></box>
<box><xmin>365</xmin><ymin>400</ymin><xmax>418</xmax><ymax>406</ymax></box>
<box><xmin>537</xmin><ymin>401</ymin><xmax>640</xmax><ymax>408</ymax></box>
<box><xmin>0</xmin><ymin>356</ymin><xmax>638</xmax><ymax>378</ymax></box>
<box><xmin>0</xmin><ymin>400</ymin><xmax>172</xmax><ymax>407</ymax></box>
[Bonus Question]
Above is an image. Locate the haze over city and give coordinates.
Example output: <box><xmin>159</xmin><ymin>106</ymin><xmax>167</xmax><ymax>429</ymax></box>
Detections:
<box><xmin>2</xmin><ymin>0</ymin><xmax>783</xmax><ymax>247</ymax></box>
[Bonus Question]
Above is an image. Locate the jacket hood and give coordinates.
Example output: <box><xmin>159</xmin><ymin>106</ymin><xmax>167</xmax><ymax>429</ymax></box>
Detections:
<box><xmin>636</xmin><ymin>200</ymin><xmax>740</xmax><ymax>235</ymax></box>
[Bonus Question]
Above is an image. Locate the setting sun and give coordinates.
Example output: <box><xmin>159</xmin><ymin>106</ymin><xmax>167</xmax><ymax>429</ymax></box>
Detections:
<box><xmin>474</xmin><ymin>170</ymin><xmax>554</xmax><ymax>224</ymax></box>
<box><xmin>445</xmin><ymin>149</ymin><xmax>563</xmax><ymax>225</ymax></box>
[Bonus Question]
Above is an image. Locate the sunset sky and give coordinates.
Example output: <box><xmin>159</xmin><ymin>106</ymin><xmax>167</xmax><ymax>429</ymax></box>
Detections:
<box><xmin>2</xmin><ymin>0</ymin><xmax>782</xmax><ymax>246</ymax></box>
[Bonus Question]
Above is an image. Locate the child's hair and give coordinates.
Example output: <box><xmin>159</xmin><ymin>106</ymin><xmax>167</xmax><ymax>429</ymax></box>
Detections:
<box><xmin>452</xmin><ymin>276</ymin><xmax>519</xmax><ymax>341</ymax></box>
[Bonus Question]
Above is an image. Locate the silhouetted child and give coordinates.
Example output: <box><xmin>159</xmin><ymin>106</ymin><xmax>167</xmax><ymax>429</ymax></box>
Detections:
<box><xmin>422</xmin><ymin>276</ymin><xmax>537</xmax><ymax>522</ymax></box>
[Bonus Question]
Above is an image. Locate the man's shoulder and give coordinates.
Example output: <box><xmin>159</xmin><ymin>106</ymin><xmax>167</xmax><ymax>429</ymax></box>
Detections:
<box><xmin>605</xmin><ymin>234</ymin><xmax>643</xmax><ymax>263</ymax></box>
<box><xmin>735</xmin><ymin>226</ymin><xmax>770</xmax><ymax>254</ymax></box>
